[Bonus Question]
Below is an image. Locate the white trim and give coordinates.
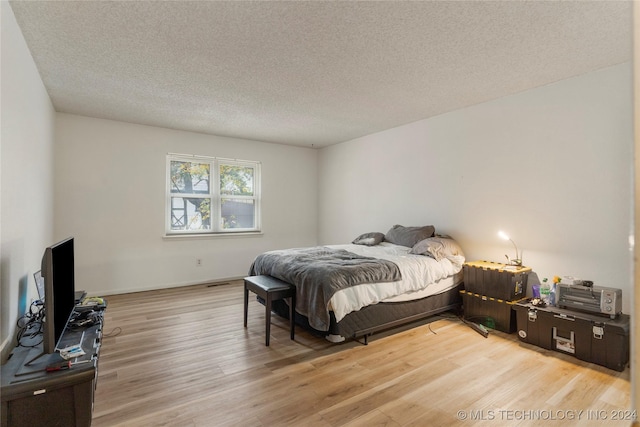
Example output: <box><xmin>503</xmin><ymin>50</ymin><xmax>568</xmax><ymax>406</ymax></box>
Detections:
<box><xmin>166</xmin><ymin>154</ymin><xmax>261</xmax><ymax>234</ymax></box>
<box><xmin>0</xmin><ymin>335</ymin><xmax>13</xmax><ymax>355</ymax></box>
<box><xmin>94</xmin><ymin>276</ymin><xmax>245</xmax><ymax>297</ymax></box>
<box><xmin>167</xmin><ymin>152</ymin><xmax>262</xmax><ymax>165</ymax></box>
<box><xmin>162</xmin><ymin>231</ymin><xmax>263</xmax><ymax>240</ymax></box>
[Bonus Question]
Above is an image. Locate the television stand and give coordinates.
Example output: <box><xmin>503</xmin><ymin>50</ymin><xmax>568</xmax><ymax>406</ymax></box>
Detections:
<box><xmin>1</xmin><ymin>308</ymin><xmax>104</xmax><ymax>427</ymax></box>
<box><xmin>20</xmin><ymin>349</ymin><xmax>49</xmax><ymax>368</ymax></box>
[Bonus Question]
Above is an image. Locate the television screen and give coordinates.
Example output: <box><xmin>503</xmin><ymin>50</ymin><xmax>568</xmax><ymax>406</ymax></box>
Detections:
<box><xmin>41</xmin><ymin>237</ymin><xmax>75</xmax><ymax>354</ymax></box>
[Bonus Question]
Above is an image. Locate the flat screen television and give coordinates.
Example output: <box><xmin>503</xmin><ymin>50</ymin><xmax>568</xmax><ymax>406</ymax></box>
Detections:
<box><xmin>41</xmin><ymin>237</ymin><xmax>76</xmax><ymax>354</ymax></box>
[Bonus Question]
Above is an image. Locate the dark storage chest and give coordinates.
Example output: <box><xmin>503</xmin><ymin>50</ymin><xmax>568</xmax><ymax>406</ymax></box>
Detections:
<box><xmin>460</xmin><ymin>290</ymin><xmax>522</xmax><ymax>333</ymax></box>
<box><xmin>463</xmin><ymin>261</ymin><xmax>531</xmax><ymax>300</ymax></box>
<box><xmin>513</xmin><ymin>301</ymin><xmax>630</xmax><ymax>372</ymax></box>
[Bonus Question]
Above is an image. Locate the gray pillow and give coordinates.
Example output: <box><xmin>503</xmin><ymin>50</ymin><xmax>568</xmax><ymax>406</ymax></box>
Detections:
<box><xmin>352</xmin><ymin>232</ymin><xmax>385</xmax><ymax>246</ymax></box>
<box><xmin>410</xmin><ymin>236</ymin><xmax>464</xmax><ymax>261</ymax></box>
<box><xmin>384</xmin><ymin>225</ymin><xmax>435</xmax><ymax>248</ymax></box>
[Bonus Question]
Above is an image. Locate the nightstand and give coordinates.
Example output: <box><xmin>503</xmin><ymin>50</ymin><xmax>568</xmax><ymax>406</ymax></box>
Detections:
<box><xmin>461</xmin><ymin>261</ymin><xmax>532</xmax><ymax>333</ymax></box>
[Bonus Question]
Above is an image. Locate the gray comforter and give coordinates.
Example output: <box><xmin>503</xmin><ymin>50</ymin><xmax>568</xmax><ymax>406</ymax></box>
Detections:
<box><xmin>248</xmin><ymin>246</ymin><xmax>402</xmax><ymax>331</ymax></box>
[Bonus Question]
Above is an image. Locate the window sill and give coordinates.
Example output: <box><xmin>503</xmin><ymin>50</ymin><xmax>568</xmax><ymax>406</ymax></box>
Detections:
<box><xmin>163</xmin><ymin>231</ymin><xmax>264</xmax><ymax>240</ymax></box>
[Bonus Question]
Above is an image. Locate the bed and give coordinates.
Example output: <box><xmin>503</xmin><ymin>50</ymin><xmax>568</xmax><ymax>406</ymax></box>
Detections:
<box><xmin>248</xmin><ymin>225</ymin><xmax>465</xmax><ymax>343</ymax></box>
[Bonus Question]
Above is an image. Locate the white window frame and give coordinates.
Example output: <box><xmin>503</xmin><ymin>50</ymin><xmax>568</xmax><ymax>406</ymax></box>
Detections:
<box><xmin>166</xmin><ymin>153</ymin><xmax>261</xmax><ymax>235</ymax></box>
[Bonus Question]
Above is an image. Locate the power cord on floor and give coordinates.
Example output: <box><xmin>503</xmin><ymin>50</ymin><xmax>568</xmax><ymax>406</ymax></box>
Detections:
<box><xmin>102</xmin><ymin>327</ymin><xmax>122</xmax><ymax>338</ymax></box>
<box><xmin>426</xmin><ymin>312</ymin><xmax>490</xmax><ymax>338</ymax></box>
<box><xmin>425</xmin><ymin>312</ymin><xmax>460</xmax><ymax>335</ymax></box>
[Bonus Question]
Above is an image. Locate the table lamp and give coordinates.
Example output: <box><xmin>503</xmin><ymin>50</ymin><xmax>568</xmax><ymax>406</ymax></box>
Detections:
<box><xmin>498</xmin><ymin>230</ymin><xmax>522</xmax><ymax>266</ymax></box>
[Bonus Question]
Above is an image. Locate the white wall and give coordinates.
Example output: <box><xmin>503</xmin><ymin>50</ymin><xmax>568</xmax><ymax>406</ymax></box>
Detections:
<box><xmin>1</xmin><ymin>1</ymin><xmax>55</xmax><ymax>355</ymax></box>
<box><xmin>54</xmin><ymin>114</ymin><xmax>318</xmax><ymax>296</ymax></box>
<box><xmin>319</xmin><ymin>63</ymin><xmax>633</xmax><ymax>313</ymax></box>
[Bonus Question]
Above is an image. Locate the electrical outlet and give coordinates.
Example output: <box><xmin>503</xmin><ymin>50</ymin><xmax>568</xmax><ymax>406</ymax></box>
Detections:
<box><xmin>196</xmin><ymin>258</ymin><xmax>202</xmax><ymax>267</ymax></box>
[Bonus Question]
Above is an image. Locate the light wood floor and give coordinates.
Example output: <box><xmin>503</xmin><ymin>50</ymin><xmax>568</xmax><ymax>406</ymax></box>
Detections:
<box><xmin>92</xmin><ymin>280</ymin><xmax>632</xmax><ymax>427</ymax></box>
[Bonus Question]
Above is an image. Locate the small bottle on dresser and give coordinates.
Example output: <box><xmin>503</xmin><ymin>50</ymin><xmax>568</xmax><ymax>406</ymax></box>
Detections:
<box><xmin>540</xmin><ymin>278</ymin><xmax>551</xmax><ymax>305</ymax></box>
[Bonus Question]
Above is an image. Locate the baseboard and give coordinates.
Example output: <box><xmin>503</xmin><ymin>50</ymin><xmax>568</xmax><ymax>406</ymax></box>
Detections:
<box><xmin>92</xmin><ymin>276</ymin><xmax>244</xmax><ymax>297</ymax></box>
<box><xmin>1</xmin><ymin>333</ymin><xmax>17</xmax><ymax>364</ymax></box>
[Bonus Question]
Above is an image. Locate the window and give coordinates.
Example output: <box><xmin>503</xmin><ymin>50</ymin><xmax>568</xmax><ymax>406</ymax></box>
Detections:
<box><xmin>166</xmin><ymin>154</ymin><xmax>261</xmax><ymax>235</ymax></box>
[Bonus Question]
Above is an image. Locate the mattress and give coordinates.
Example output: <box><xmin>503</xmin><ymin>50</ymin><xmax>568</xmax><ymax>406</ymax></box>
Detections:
<box><xmin>325</xmin><ymin>242</ymin><xmax>464</xmax><ymax>322</ymax></box>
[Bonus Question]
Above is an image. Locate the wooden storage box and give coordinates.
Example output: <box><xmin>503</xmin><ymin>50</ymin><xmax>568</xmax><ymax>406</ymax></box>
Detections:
<box><xmin>513</xmin><ymin>301</ymin><xmax>630</xmax><ymax>372</ymax></box>
<box><xmin>463</xmin><ymin>260</ymin><xmax>531</xmax><ymax>300</ymax></box>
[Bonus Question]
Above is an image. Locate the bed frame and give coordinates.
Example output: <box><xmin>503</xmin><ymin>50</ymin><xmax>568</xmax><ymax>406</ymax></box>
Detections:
<box><xmin>270</xmin><ymin>283</ymin><xmax>463</xmax><ymax>344</ymax></box>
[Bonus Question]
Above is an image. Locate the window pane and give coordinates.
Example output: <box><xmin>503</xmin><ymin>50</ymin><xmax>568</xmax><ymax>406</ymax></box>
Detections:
<box><xmin>170</xmin><ymin>161</ymin><xmax>210</xmax><ymax>194</ymax></box>
<box><xmin>219</xmin><ymin>165</ymin><xmax>254</xmax><ymax>196</ymax></box>
<box><xmin>170</xmin><ymin>197</ymin><xmax>211</xmax><ymax>230</ymax></box>
<box><xmin>221</xmin><ymin>198</ymin><xmax>255</xmax><ymax>229</ymax></box>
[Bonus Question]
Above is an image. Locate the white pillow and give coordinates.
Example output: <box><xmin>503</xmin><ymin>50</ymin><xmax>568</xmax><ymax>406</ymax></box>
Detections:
<box><xmin>410</xmin><ymin>236</ymin><xmax>464</xmax><ymax>261</ymax></box>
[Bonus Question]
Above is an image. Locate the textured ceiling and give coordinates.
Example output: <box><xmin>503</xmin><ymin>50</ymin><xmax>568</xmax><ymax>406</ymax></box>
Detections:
<box><xmin>9</xmin><ymin>1</ymin><xmax>632</xmax><ymax>148</ymax></box>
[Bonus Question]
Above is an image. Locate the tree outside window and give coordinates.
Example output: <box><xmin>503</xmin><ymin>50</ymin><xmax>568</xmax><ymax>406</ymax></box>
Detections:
<box><xmin>167</xmin><ymin>155</ymin><xmax>260</xmax><ymax>234</ymax></box>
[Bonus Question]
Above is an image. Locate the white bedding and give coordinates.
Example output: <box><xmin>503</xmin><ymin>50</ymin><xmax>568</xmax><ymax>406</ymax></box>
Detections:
<box><xmin>326</xmin><ymin>242</ymin><xmax>465</xmax><ymax>322</ymax></box>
